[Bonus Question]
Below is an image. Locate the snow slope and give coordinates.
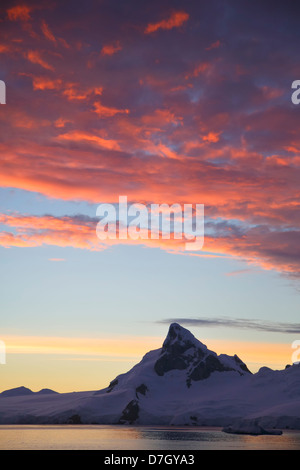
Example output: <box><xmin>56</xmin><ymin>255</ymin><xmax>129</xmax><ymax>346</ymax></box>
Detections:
<box><xmin>0</xmin><ymin>323</ymin><xmax>299</xmax><ymax>429</ymax></box>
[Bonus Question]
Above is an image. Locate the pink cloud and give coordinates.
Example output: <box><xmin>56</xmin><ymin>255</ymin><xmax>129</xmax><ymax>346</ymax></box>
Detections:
<box><xmin>145</xmin><ymin>11</ymin><xmax>189</xmax><ymax>34</ymax></box>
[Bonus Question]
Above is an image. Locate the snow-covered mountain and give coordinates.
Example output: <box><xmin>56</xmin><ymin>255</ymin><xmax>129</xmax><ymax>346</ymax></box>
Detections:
<box><xmin>0</xmin><ymin>323</ymin><xmax>300</xmax><ymax>430</ymax></box>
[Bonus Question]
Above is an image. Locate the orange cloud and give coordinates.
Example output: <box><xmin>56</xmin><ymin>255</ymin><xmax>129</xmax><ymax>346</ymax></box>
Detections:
<box><xmin>56</xmin><ymin>130</ymin><xmax>120</xmax><ymax>150</ymax></box>
<box><xmin>202</xmin><ymin>132</ymin><xmax>221</xmax><ymax>143</ymax></box>
<box><xmin>41</xmin><ymin>20</ymin><xmax>56</xmax><ymax>43</ymax></box>
<box><xmin>58</xmin><ymin>37</ymin><xmax>70</xmax><ymax>49</ymax></box>
<box><xmin>145</xmin><ymin>10</ymin><xmax>189</xmax><ymax>34</ymax></box>
<box><xmin>62</xmin><ymin>83</ymin><xmax>103</xmax><ymax>101</ymax></box>
<box><xmin>93</xmin><ymin>101</ymin><xmax>130</xmax><ymax>117</ymax></box>
<box><xmin>32</xmin><ymin>76</ymin><xmax>62</xmax><ymax>90</ymax></box>
<box><xmin>0</xmin><ymin>0</ymin><xmax>299</xmax><ymax>286</ymax></box>
<box><xmin>147</xmin><ymin>142</ymin><xmax>182</xmax><ymax>160</ymax></box>
<box><xmin>0</xmin><ymin>44</ymin><xmax>13</xmax><ymax>54</ymax></box>
<box><xmin>54</xmin><ymin>117</ymin><xmax>72</xmax><ymax>128</ymax></box>
<box><xmin>0</xmin><ymin>208</ymin><xmax>299</xmax><ymax>278</ymax></box>
<box><xmin>0</xmin><ymin>213</ymin><xmax>99</xmax><ymax>250</ymax></box>
<box><xmin>141</xmin><ymin>109</ymin><xmax>182</xmax><ymax>128</ymax></box>
<box><xmin>7</xmin><ymin>5</ymin><xmax>32</xmax><ymax>22</ymax></box>
<box><xmin>206</xmin><ymin>40</ymin><xmax>221</xmax><ymax>50</ymax></box>
<box><xmin>100</xmin><ymin>41</ymin><xmax>122</xmax><ymax>56</ymax></box>
<box><xmin>26</xmin><ymin>50</ymin><xmax>54</xmax><ymax>71</ymax></box>
<box><xmin>185</xmin><ymin>62</ymin><xmax>210</xmax><ymax>79</ymax></box>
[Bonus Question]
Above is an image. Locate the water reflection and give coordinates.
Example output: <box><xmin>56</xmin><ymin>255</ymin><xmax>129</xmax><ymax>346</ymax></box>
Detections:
<box><xmin>0</xmin><ymin>425</ymin><xmax>299</xmax><ymax>450</ymax></box>
<box><xmin>138</xmin><ymin>428</ymin><xmax>223</xmax><ymax>442</ymax></box>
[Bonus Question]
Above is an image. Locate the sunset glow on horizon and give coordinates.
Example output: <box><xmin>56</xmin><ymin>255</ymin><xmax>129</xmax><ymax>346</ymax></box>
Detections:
<box><xmin>0</xmin><ymin>332</ymin><xmax>295</xmax><ymax>393</ymax></box>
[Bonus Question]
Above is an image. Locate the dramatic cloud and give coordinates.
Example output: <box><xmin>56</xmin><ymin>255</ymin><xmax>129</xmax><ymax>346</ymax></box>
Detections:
<box><xmin>0</xmin><ymin>0</ymin><xmax>300</xmax><ymax>278</ymax></box>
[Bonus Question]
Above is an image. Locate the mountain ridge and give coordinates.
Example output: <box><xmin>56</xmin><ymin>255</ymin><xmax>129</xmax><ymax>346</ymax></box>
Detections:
<box><xmin>0</xmin><ymin>323</ymin><xmax>299</xmax><ymax>430</ymax></box>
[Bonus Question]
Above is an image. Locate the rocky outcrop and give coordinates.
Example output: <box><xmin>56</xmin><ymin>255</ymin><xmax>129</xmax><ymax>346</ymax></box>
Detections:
<box><xmin>119</xmin><ymin>400</ymin><xmax>139</xmax><ymax>424</ymax></box>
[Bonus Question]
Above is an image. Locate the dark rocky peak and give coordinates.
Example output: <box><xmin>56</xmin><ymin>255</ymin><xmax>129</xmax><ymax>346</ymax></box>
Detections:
<box><xmin>155</xmin><ymin>323</ymin><xmax>251</xmax><ymax>384</ymax></box>
<box><xmin>155</xmin><ymin>323</ymin><xmax>209</xmax><ymax>377</ymax></box>
<box><xmin>161</xmin><ymin>323</ymin><xmax>208</xmax><ymax>355</ymax></box>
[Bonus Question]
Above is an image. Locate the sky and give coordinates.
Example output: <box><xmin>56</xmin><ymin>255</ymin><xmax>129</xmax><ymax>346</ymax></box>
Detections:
<box><xmin>1</xmin><ymin>0</ymin><xmax>300</xmax><ymax>393</ymax></box>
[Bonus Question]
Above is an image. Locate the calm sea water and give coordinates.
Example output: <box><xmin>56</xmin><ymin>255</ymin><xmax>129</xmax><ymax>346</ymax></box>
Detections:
<box><xmin>0</xmin><ymin>425</ymin><xmax>299</xmax><ymax>450</ymax></box>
